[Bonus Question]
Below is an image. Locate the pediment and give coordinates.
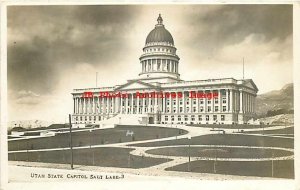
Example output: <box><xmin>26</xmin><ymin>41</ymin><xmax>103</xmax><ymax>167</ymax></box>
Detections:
<box><xmin>115</xmin><ymin>80</ymin><xmax>158</xmax><ymax>91</ymax></box>
<box><xmin>244</xmin><ymin>79</ymin><xmax>259</xmax><ymax>92</ymax></box>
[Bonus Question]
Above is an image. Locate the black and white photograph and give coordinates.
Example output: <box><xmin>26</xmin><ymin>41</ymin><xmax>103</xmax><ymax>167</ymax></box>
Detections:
<box><xmin>1</xmin><ymin>2</ymin><xmax>299</xmax><ymax>190</ymax></box>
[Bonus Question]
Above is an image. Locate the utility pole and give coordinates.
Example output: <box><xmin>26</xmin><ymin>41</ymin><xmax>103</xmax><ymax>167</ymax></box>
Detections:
<box><xmin>271</xmin><ymin>152</ymin><xmax>274</xmax><ymax>177</ymax></box>
<box><xmin>188</xmin><ymin>135</ymin><xmax>191</xmax><ymax>172</ymax></box>
<box><xmin>69</xmin><ymin>114</ymin><xmax>74</xmax><ymax>169</ymax></box>
<box><xmin>214</xmin><ymin>149</ymin><xmax>217</xmax><ymax>173</ymax></box>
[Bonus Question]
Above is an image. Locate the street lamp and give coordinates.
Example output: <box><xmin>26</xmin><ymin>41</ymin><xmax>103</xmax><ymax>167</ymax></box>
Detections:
<box><xmin>68</xmin><ymin>114</ymin><xmax>74</xmax><ymax>169</ymax></box>
<box><xmin>213</xmin><ymin>149</ymin><xmax>217</xmax><ymax>173</ymax></box>
<box><xmin>187</xmin><ymin>135</ymin><xmax>191</xmax><ymax>172</ymax></box>
<box><xmin>271</xmin><ymin>151</ymin><xmax>274</xmax><ymax>177</ymax></box>
<box><xmin>89</xmin><ymin>129</ymin><xmax>95</xmax><ymax>166</ymax></box>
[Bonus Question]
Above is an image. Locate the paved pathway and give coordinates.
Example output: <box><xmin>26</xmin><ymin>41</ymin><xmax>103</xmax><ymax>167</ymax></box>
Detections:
<box><xmin>8</xmin><ymin>124</ymin><xmax>294</xmax><ymax>179</ymax></box>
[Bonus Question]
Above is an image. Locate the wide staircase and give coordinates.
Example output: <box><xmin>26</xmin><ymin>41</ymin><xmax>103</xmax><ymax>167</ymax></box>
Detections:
<box><xmin>97</xmin><ymin>113</ymin><xmax>148</xmax><ymax>128</ymax></box>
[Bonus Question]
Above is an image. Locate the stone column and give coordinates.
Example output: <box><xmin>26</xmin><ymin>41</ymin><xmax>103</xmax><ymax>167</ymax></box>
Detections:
<box><xmin>162</xmin><ymin>95</ymin><xmax>165</xmax><ymax>113</ymax></box>
<box><xmin>239</xmin><ymin>90</ymin><xmax>243</xmax><ymax>113</ymax></box>
<box><xmin>196</xmin><ymin>90</ymin><xmax>199</xmax><ymax>113</ymax></box>
<box><xmin>218</xmin><ymin>89</ymin><xmax>222</xmax><ymax>113</ymax></box>
<box><xmin>176</xmin><ymin>92</ymin><xmax>179</xmax><ymax>113</ymax></box>
<box><xmin>148</xmin><ymin>95</ymin><xmax>151</xmax><ymax>113</ymax></box>
<box><xmin>229</xmin><ymin>89</ymin><xmax>233</xmax><ymax>112</ymax></box>
<box><xmin>189</xmin><ymin>91</ymin><xmax>192</xmax><ymax>113</ymax></box>
<box><xmin>137</xmin><ymin>95</ymin><xmax>140</xmax><ymax>114</ymax></box>
<box><xmin>204</xmin><ymin>91</ymin><xmax>207</xmax><ymax>113</ymax></box>
<box><xmin>211</xmin><ymin>90</ymin><xmax>214</xmax><ymax>113</ymax></box>
<box><xmin>125</xmin><ymin>95</ymin><xmax>128</xmax><ymax>114</ymax></box>
<box><xmin>183</xmin><ymin>91</ymin><xmax>186</xmax><ymax>113</ymax></box>
<box><xmin>131</xmin><ymin>93</ymin><xmax>134</xmax><ymax>114</ymax></box>
<box><xmin>81</xmin><ymin>98</ymin><xmax>84</xmax><ymax>114</ymax></box>
<box><xmin>142</xmin><ymin>96</ymin><xmax>145</xmax><ymax>114</ymax></box>
<box><xmin>73</xmin><ymin>98</ymin><xmax>75</xmax><ymax>114</ymax></box>
<box><xmin>227</xmin><ymin>89</ymin><xmax>230</xmax><ymax>112</ymax></box>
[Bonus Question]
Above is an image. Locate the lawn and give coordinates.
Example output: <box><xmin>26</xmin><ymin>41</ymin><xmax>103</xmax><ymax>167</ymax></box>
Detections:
<box><xmin>166</xmin><ymin>160</ymin><xmax>294</xmax><ymax>179</ymax></box>
<box><xmin>8</xmin><ymin>147</ymin><xmax>171</xmax><ymax>169</ymax></box>
<box><xmin>146</xmin><ymin>146</ymin><xmax>293</xmax><ymax>159</ymax></box>
<box><xmin>131</xmin><ymin>134</ymin><xmax>294</xmax><ymax>149</ymax></box>
<box><xmin>187</xmin><ymin>124</ymin><xmax>276</xmax><ymax>129</ymax></box>
<box><xmin>245</xmin><ymin>127</ymin><xmax>294</xmax><ymax>135</ymax></box>
<box><xmin>8</xmin><ymin>125</ymin><xmax>187</xmax><ymax>151</ymax></box>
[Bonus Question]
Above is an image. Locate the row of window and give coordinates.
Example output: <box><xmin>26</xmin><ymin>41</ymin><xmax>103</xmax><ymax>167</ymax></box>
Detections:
<box><xmin>145</xmin><ymin>47</ymin><xmax>175</xmax><ymax>53</ymax></box>
<box><xmin>166</xmin><ymin>98</ymin><xmax>226</xmax><ymax>105</ymax></box>
<box><xmin>74</xmin><ymin>114</ymin><xmax>226</xmax><ymax>122</ymax></box>
<box><xmin>164</xmin><ymin>115</ymin><xmax>226</xmax><ymax>121</ymax></box>
<box><xmin>165</xmin><ymin>106</ymin><xmax>227</xmax><ymax>113</ymax></box>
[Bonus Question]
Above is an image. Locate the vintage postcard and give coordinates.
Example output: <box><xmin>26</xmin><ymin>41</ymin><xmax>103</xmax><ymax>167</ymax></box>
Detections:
<box><xmin>1</xmin><ymin>2</ymin><xmax>299</xmax><ymax>190</ymax></box>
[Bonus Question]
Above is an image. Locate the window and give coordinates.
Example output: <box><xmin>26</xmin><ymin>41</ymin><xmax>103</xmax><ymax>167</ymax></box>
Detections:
<box><xmin>213</xmin><ymin>115</ymin><xmax>217</xmax><ymax>121</ymax></box>
<box><xmin>165</xmin><ymin>116</ymin><xmax>168</xmax><ymax>121</ymax></box>
<box><xmin>178</xmin><ymin>116</ymin><xmax>181</xmax><ymax>121</ymax></box>
<box><xmin>215</xmin><ymin>100</ymin><xmax>219</xmax><ymax>104</ymax></box>
<box><xmin>180</xmin><ymin>100</ymin><xmax>183</xmax><ymax>105</ymax></box>
<box><xmin>193</xmin><ymin>107</ymin><xmax>196</xmax><ymax>112</ymax></box>
<box><xmin>221</xmin><ymin>115</ymin><xmax>225</xmax><ymax>121</ymax></box>
<box><xmin>187</xmin><ymin>100</ymin><xmax>189</xmax><ymax>105</ymax></box>
<box><xmin>171</xmin><ymin>116</ymin><xmax>175</xmax><ymax>121</ymax></box>
<box><xmin>222</xmin><ymin>98</ymin><xmax>226</xmax><ymax>104</ymax></box>
<box><xmin>198</xmin><ymin>115</ymin><xmax>202</xmax><ymax>121</ymax></box>
<box><xmin>191</xmin><ymin>115</ymin><xmax>195</xmax><ymax>121</ymax></box>
<box><xmin>184</xmin><ymin>115</ymin><xmax>188</xmax><ymax>121</ymax></box>
<box><xmin>180</xmin><ymin>107</ymin><xmax>183</xmax><ymax>113</ymax></box>
<box><xmin>187</xmin><ymin>107</ymin><xmax>190</xmax><ymax>113</ymax></box>
<box><xmin>200</xmin><ymin>99</ymin><xmax>204</xmax><ymax>104</ymax></box>
<box><xmin>208</xmin><ymin>100</ymin><xmax>211</xmax><ymax>104</ymax></box>
<box><xmin>206</xmin><ymin>115</ymin><xmax>209</xmax><ymax>121</ymax></box>
<box><xmin>208</xmin><ymin>106</ymin><xmax>211</xmax><ymax>112</ymax></box>
<box><xmin>215</xmin><ymin>106</ymin><xmax>219</xmax><ymax>112</ymax></box>
<box><xmin>173</xmin><ymin>108</ymin><xmax>176</xmax><ymax>113</ymax></box>
<box><xmin>193</xmin><ymin>99</ymin><xmax>196</xmax><ymax>104</ymax></box>
<box><xmin>223</xmin><ymin>106</ymin><xmax>226</xmax><ymax>111</ymax></box>
<box><xmin>200</xmin><ymin>107</ymin><xmax>204</xmax><ymax>112</ymax></box>
<box><xmin>99</xmin><ymin>116</ymin><xmax>101</xmax><ymax>121</ymax></box>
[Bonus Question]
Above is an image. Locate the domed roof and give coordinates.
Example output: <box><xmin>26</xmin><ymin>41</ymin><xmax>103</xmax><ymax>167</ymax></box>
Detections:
<box><xmin>145</xmin><ymin>14</ymin><xmax>174</xmax><ymax>45</ymax></box>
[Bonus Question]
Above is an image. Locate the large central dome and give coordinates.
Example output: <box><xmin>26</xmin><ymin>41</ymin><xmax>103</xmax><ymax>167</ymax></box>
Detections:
<box><xmin>145</xmin><ymin>14</ymin><xmax>174</xmax><ymax>45</ymax></box>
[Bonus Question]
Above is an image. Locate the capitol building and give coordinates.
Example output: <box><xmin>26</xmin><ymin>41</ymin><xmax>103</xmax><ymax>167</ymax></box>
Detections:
<box><xmin>71</xmin><ymin>14</ymin><xmax>258</xmax><ymax>126</ymax></box>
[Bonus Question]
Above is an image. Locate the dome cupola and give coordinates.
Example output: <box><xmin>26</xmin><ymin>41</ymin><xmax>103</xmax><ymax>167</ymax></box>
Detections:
<box><xmin>145</xmin><ymin>14</ymin><xmax>174</xmax><ymax>45</ymax></box>
<box><xmin>139</xmin><ymin>14</ymin><xmax>180</xmax><ymax>81</ymax></box>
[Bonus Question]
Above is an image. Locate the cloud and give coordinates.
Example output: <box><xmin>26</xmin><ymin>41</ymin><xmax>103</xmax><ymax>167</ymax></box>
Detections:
<box><xmin>15</xmin><ymin>90</ymin><xmax>41</xmax><ymax>105</ymax></box>
<box><xmin>7</xmin><ymin>5</ymin><xmax>293</xmax><ymax>122</ymax></box>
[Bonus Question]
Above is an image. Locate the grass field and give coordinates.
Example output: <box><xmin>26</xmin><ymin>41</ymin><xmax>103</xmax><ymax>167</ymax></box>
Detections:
<box><xmin>8</xmin><ymin>147</ymin><xmax>171</xmax><ymax>169</ymax></box>
<box><xmin>146</xmin><ymin>146</ymin><xmax>293</xmax><ymax>158</ymax></box>
<box><xmin>8</xmin><ymin>126</ymin><xmax>187</xmax><ymax>151</ymax></box>
<box><xmin>187</xmin><ymin>124</ymin><xmax>276</xmax><ymax>129</ymax></box>
<box><xmin>131</xmin><ymin>134</ymin><xmax>294</xmax><ymax>149</ymax></box>
<box><xmin>245</xmin><ymin>127</ymin><xmax>294</xmax><ymax>135</ymax></box>
<box><xmin>166</xmin><ymin>160</ymin><xmax>294</xmax><ymax>179</ymax></box>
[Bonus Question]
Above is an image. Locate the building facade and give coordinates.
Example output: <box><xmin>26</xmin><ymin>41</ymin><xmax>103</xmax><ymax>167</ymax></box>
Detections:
<box><xmin>71</xmin><ymin>14</ymin><xmax>258</xmax><ymax>125</ymax></box>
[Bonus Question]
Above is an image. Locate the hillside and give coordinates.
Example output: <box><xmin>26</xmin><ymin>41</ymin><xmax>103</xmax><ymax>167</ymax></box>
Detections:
<box><xmin>256</xmin><ymin>83</ymin><xmax>293</xmax><ymax>117</ymax></box>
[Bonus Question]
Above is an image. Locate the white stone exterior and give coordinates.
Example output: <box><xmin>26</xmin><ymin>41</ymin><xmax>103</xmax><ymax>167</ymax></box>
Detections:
<box><xmin>71</xmin><ymin>15</ymin><xmax>258</xmax><ymax>126</ymax></box>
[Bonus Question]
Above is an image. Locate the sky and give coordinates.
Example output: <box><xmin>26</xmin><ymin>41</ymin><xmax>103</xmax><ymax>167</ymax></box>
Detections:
<box><xmin>7</xmin><ymin>5</ymin><xmax>293</xmax><ymax>123</ymax></box>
